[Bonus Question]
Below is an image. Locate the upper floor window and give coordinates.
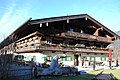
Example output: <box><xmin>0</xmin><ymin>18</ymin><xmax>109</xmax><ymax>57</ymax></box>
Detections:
<box><xmin>47</xmin><ymin>39</ymin><xmax>52</xmax><ymax>44</ymax></box>
<box><xmin>46</xmin><ymin>37</ymin><xmax>52</xmax><ymax>44</ymax></box>
<box><xmin>70</xmin><ymin>26</ymin><xmax>74</xmax><ymax>32</ymax></box>
<box><xmin>63</xmin><ymin>40</ymin><xmax>69</xmax><ymax>46</ymax></box>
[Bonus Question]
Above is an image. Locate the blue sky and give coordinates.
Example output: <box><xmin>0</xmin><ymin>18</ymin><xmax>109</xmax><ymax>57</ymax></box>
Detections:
<box><xmin>0</xmin><ymin>0</ymin><xmax>120</xmax><ymax>42</ymax></box>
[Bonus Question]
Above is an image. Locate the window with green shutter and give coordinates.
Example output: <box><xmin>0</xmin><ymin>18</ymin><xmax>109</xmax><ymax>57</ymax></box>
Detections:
<box><xmin>47</xmin><ymin>56</ymin><xmax>53</xmax><ymax>61</ymax></box>
<box><xmin>66</xmin><ymin>56</ymin><xmax>73</xmax><ymax>61</ymax></box>
<box><xmin>61</xmin><ymin>58</ymin><xmax>64</xmax><ymax>61</ymax></box>
<box><xmin>62</xmin><ymin>58</ymin><xmax>66</xmax><ymax>61</ymax></box>
<box><xmin>61</xmin><ymin>56</ymin><xmax>73</xmax><ymax>61</ymax></box>
<box><xmin>86</xmin><ymin>57</ymin><xmax>89</xmax><ymax>61</ymax></box>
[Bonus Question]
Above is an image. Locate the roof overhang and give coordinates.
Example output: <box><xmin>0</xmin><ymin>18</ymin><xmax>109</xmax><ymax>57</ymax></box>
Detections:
<box><xmin>30</xmin><ymin>14</ymin><xmax>120</xmax><ymax>38</ymax></box>
<box><xmin>0</xmin><ymin>14</ymin><xmax>120</xmax><ymax>49</ymax></box>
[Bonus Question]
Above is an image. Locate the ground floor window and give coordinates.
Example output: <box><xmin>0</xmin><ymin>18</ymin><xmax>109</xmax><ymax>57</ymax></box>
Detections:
<box><xmin>66</xmin><ymin>56</ymin><xmax>72</xmax><ymax>61</ymax></box>
<box><xmin>43</xmin><ymin>56</ymin><xmax>72</xmax><ymax>61</ymax></box>
<box><xmin>100</xmin><ymin>57</ymin><xmax>106</xmax><ymax>61</ymax></box>
<box><xmin>44</xmin><ymin>56</ymin><xmax>53</xmax><ymax>61</ymax></box>
<box><xmin>60</xmin><ymin>56</ymin><xmax>73</xmax><ymax>61</ymax></box>
<box><xmin>24</xmin><ymin>55</ymin><xmax>36</xmax><ymax>62</ymax></box>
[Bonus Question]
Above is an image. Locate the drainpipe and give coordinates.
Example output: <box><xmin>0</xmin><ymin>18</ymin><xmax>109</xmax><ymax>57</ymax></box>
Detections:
<box><xmin>93</xmin><ymin>57</ymin><xmax>96</xmax><ymax>70</ymax></box>
<box><xmin>109</xmin><ymin>48</ymin><xmax>112</xmax><ymax>69</ymax></box>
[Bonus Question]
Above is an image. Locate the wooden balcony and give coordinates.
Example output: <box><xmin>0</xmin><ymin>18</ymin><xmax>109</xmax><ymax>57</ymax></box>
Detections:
<box><xmin>15</xmin><ymin>43</ymin><xmax>109</xmax><ymax>54</ymax></box>
<box><xmin>0</xmin><ymin>42</ymin><xmax>16</xmax><ymax>54</ymax></box>
<box><xmin>15</xmin><ymin>31</ymin><xmax>109</xmax><ymax>53</ymax></box>
<box><xmin>64</xmin><ymin>31</ymin><xmax>112</xmax><ymax>43</ymax></box>
<box><xmin>38</xmin><ymin>45</ymin><xmax>108</xmax><ymax>54</ymax></box>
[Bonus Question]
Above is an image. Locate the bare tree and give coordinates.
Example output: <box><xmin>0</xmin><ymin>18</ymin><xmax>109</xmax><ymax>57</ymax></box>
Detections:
<box><xmin>108</xmin><ymin>39</ymin><xmax>120</xmax><ymax>66</ymax></box>
<box><xmin>0</xmin><ymin>42</ymin><xmax>15</xmax><ymax>80</ymax></box>
<box><xmin>0</xmin><ymin>47</ymin><xmax>9</xmax><ymax>80</ymax></box>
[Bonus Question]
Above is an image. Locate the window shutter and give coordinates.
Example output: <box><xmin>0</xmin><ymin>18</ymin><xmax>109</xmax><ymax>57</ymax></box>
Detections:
<box><xmin>94</xmin><ymin>57</ymin><xmax>96</xmax><ymax>61</ymax></box>
<box><xmin>90</xmin><ymin>57</ymin><xmax>92</xmax><ymax>60</ymax></box>
<box><xmin>44</xmin><ymin>56</ymin><xmax>47</xmax><ymax>61</ymax></box>
<box><xmin>100</xmin><ymin>57</ymin><xmax>102</xmax><ymax>61</ymax></box>
<box><xmin>104</xmin><ymin>57</ymin><xmax>106</xmax><ymax>61</ymax></box>
<box><xmin>70</xmin><ymin>57</ymin><xmax>72</xmax><ymax>61</ymax></box>
<box><xmin>51</xmin><ymin>56</ymin><xmax>53</xmax><ymax>60</ymax></box>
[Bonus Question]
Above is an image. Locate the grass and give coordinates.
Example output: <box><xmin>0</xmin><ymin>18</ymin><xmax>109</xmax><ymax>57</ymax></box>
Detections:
<box><xmin>101</xmin><ymin>69</ymin><xmax>120</xmax><ymax>80</ymax></box>
<box><xmin>89</xmin><ymin>69</ymin><xmax>120</xmax><ymax>80</ymax></box>
<box><xmin>36</xmin><ymin>69</ymin><xmax>120</xmax><ymax>80</ymax></box>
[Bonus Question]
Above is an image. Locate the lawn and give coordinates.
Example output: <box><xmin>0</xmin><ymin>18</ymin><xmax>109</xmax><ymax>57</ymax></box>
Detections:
<box><xmin>39</xmin><ymin>69</ymin><xmax>120</xmax><ymax>80</ymax></box>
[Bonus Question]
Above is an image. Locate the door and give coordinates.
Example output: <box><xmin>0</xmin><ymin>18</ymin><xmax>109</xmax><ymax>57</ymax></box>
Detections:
<box><xmin>74</xmin><ymin>55</ymin><xmax>79</xmax><ymax>66</ymax></box>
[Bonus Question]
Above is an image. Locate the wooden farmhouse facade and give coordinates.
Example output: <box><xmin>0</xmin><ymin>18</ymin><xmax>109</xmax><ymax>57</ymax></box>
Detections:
<box><xmin>0</xmin><ymin>14</ymin><xmax>120</xmax><ymax>67</ymax></box>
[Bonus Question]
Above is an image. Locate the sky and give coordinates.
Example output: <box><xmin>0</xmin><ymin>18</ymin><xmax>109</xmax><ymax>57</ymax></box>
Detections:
<box><xmin>0</xmin><ymin>0</ymin><xmax>120</xmax><ymax>42</ymax></box>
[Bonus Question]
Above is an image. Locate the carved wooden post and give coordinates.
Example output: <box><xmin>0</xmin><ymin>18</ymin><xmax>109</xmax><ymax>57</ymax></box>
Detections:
<box><xmin>93</xmin><ymin>28</ymin><xmax>101</xmax><ymax>36</ymax></box>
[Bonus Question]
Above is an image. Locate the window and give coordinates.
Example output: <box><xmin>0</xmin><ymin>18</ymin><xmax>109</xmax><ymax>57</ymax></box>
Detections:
<box><xmin>70</xmin><ymin>26</ymin><xmax>74</xmax><ymax>32</ymax></box>
<box><xmin>100</xmin><ymin>57</ymin><xmax>106</xmax><ymax>61</ymax></box>
<box><xmin>66</xmin><ymin>56</ymin><xmax>72</xmax><ymax>61</ymax></box>
<box><xmin>44</xmin><ymin>56</ymin><xmax>53</xmax><ymax>61</ymax></box>
<box><xmin>61</xmin><ymin>56</ymin><xmax>72</xmax><ymax>61</ymax></box>
<box><xmin>47</xmin><ymin>39</ymin><xmax>52</xmax><ymax>44</ymax></box>
<box><xmin>61</xmin><ymin>57</ymin><xmax>66</xmax><ymax>61</ymax></box>
<box><xmin>47</xmin><ymin>56</ymin><xmax>53</xmax><ymax>61</ymax></box>
<box><xmin>63</xmin><ymin>40</ymin><xmax>69</xmax><ymax>46</ymax></box>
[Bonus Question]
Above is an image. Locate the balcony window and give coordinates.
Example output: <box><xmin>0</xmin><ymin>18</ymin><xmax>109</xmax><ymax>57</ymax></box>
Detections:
<box><xmin>101</xmin><ymin>44</ymin><xmax>104</xmax><ymax>48</ymax></box>
<box><xmin>63</xmin><ymin>40</ymin><xmax>69</xmax><ymax>46</ymax></box>
<box><xmin>47</xmin><ymin>39</ymin><xmax>52</xmax><ymax>44</ymax></box>
<box><xmin>85</xmin><ymin>43</ymin><xmax>90</xmax><ymax>47</ymax></box>
<box><xmin>52</xmin><ymin>39</ymin><xmax>63</xmax><ymax>44</ymax></box>
<box><xmin>70</xmin><ymin>26</ymin><xmax>74</xmax><ymax>32</ymax></box>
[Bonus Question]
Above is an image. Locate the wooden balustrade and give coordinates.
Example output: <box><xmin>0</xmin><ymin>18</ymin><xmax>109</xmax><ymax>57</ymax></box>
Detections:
<box><xmin>16</xmin><ymin>42</ymin><xmax>109</xmax><ymax>54</ymax></box>
<box><xmin>64</xmin><ymin>31</ymin><xmax>112</xmax><ymax>43</ymax></box>
<box><xmin>15</xmin><ymin>31</ymin><xmax>110</xmax><ymax>53</ymax></box>
<box><xmin>38</xmin><ymin>45</ymin><xmax>108</xmax><ymax>53</ymax></box>
<box><xmin>16</xmin><ymin>35</ymin><xmax>41</xmax><ymax>52</ymax></box>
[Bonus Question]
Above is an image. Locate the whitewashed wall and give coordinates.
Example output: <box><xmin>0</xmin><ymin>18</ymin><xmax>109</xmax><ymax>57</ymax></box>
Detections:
<box><xmin>16</xmin><ymin>52</ymin><xmax>108</xmax><ymax>67</ymax></box>
<box><xmin>18</xmin><ymin>51</ymin><xmax>74</xmax><ymax>66</ymax></box>
<box><xmin>44</xmin><ymin>51</ymin><xmax>74</xmax><ymax>66</ymax></box>
<box><xmin>17</xmin><ymin>53</ymin><xmax>44</xmax><ymax>63</ymax></box>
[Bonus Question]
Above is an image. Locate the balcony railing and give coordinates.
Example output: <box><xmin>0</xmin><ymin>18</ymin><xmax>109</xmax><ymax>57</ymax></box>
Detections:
<box><xmin>15</xmin><ymin>43</ymin><xmax>109</xmax><ymax>54</ymax></box>
<box><xmin>64</xmin><ymin>31</ymin><xmax>112</xmax><ymax>43</ymax></box>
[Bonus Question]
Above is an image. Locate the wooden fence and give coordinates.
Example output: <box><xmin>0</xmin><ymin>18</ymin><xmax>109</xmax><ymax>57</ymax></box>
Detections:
<box><xmin>0</xmin><ymin>65</ymin><xmax>33</xmax><ymax>80</ymax></box>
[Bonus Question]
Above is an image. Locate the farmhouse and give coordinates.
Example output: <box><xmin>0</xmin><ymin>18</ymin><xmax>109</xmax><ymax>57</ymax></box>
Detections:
<box><xmin>0</xmin><ymin>14</ymin><xmax>119</xmax><ymax>67</ymax></box>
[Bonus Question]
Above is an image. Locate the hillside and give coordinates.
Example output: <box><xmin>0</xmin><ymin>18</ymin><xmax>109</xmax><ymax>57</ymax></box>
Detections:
<box><xmin>115</xmin><ymin>31</ymin><xmax>120</xmax><ymax>36</ymax></box>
